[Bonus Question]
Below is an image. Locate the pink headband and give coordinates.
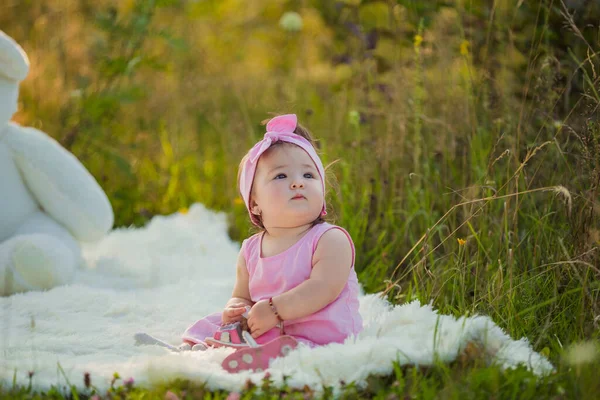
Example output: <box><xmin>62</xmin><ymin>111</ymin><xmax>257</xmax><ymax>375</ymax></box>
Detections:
<box><xmin>239</xmin><ymin>114</ymin><xmax>327</xmax><ymax>226</ymax></box>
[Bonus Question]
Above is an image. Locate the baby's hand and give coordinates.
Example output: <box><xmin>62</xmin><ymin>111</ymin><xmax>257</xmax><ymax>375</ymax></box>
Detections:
<box><xmin>247</xmin><ymin>299</ymin><xmax>279</xmax><ymax>338</ymax></box>
<box><xmin>222</xmin><ymin>303</ymin><xmax>248</xmax><ymax>325</ymax></box>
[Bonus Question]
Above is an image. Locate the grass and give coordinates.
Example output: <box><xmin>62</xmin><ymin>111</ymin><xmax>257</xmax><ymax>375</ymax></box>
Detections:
<box><xmin>1</xmin><ymin>0</ymin><xmax>599</xmax><ymax>398</ymax></box>
<box><xmin>2</xmin><ymin>356</ymin><xmax>600</xmax><ymax>399</ymax></box>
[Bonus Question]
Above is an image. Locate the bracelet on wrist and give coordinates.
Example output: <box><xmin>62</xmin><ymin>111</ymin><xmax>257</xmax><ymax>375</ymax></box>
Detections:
<box><xmin>268</xmin><ymin>297</ymin><xmax>283</xmax><ymax>322</ymax></box>
<box><xmin>269</xmin><ymin>297</ymin><xmax>286</xmax><ymax>334</ymax></box>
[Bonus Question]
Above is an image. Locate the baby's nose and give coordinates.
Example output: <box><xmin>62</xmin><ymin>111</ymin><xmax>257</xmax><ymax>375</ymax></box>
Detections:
<box><xmin>291</xmin><ymin>181</ymin><xmax>304</xmax><ymax>189</ymax></box>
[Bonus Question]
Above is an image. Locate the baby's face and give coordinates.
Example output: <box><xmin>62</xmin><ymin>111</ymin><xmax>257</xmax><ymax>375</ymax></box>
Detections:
<box><xmin>251</xmin><ymin>144</ymin><xmax>323</xmax><ymax>229</ymax></box>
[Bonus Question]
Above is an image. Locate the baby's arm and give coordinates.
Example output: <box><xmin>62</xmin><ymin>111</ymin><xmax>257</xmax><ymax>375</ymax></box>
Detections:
<box><xmin>273</xmin><ymin>228</ymin><xmax>352</xmax><ymax>320</ymax></box>
<box><xmin>223</xmin><ymin>249</ymin><xmax>254</xmax><ymax>324</ymax></box>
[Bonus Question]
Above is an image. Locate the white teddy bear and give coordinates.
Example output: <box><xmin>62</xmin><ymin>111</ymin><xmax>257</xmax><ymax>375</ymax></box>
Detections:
<box><xmin>0</xmin><ymin>30</ymin><xmax>114</xmax><ymax>296</ymax></box>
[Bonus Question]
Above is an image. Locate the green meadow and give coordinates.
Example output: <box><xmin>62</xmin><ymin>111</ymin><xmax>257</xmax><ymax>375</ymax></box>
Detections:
<box><xmin>1</xmin><ymin>0</ymin><xmax>599</xmax><ymax>398</ymax></box>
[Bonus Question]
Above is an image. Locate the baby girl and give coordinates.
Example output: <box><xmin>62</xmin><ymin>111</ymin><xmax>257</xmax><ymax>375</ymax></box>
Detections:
<box><xmin>138</xmin><ymin>114</ymin><xmax>362</xmax><ymax>372</ymax></box>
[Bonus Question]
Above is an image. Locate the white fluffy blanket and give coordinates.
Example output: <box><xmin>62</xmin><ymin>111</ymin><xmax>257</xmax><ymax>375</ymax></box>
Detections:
<box><xmin>0</xmin><ymin>204</ymin><xmax>553</xmax><ymax>394</ymax></box>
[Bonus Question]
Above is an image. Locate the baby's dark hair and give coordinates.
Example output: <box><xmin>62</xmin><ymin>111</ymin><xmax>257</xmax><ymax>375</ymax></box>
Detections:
<box><xmin>237</xmin><ymin>115</ymin><xmax>327</xmax><ymax>232</ymax></box>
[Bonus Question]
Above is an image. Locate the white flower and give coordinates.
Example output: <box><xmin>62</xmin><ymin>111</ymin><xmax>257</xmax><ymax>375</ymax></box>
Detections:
<box><xmin>279</xmin><ymin>11</ymin><xmax>303</xmax><ymax>32</ymax></box>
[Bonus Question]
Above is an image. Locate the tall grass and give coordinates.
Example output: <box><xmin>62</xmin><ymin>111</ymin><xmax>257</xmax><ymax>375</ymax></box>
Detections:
<box><xmin>1</xmin><ymin>0</ymin><xmax>599</xmax><ymax>398</ymax></box>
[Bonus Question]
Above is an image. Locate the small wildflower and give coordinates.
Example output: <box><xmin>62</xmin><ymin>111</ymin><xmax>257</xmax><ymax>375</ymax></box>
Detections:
<box><xmin>413</xmin><ymin>34</ymin><xmax>423</xmax><ymax>48</ymax></box>
<box><xmin>460</xmin><ymin>40</ymin><xmax>469</xmax><ymax>56</ymax></box>
<box><xmin>457</xmin><ymin>238</ymin><xmax>467</xmax><ymax>246</ymax></box>
<box><xmin>28</xmin><ymin>371</ymin><xmax>34</xmax><ymax>379</ymax></box>
<box><xmin>84</xmin><ymin>372</ymin><xmax>91</xmax><ymax>388</ymax></box>
<box><xmin>179</xmin><ymin>207</ymin><xmax>189</xmax><ymax>214</ymax></box>
<box><xmin>233</xmin><ymin>198</ymin><xmax>244</xmax><ymax>206</ymax></box>
<box><xmin>165</xmin><ymin>391</ymin><xmax>180</xmax><ymax>400</ymax></box>
<box><xmin>279</xmin><ymin>11</ymin><xmax>303</xmax><ymax>32</ymax></box>
<box><xmin>226</xmin><ymin>393</ymin><xmax>241</xmax><ymax>400</ymax></box>
<box><xmin>111</xmin><ymin>372</ymin><xmax>120</xmax><ymax>388</ymax></box>
<box><xmin>124</xmin><ymin>377</ymin><xmax>134</xmax><ymax>388</ymax></box>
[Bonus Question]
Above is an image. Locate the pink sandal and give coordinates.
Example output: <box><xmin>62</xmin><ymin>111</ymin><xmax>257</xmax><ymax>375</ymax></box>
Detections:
<box><xmin>205</xmin><ymin>306</ymin><xmax>254</xmax><ymax>349</ymax></box>
<box><xmin>205</xmin><ymin>321</ymin><xmax>252</xmax><ymax>348</ymax></box>
<box><xmin>221</xmin><ymin>331</ymin><xmax>298</xmax><ymax>373</ymax></box>
<box><xmin>208</xmin><ymin>306</ymin><xmax>298</xmax><ymax>372</ymax></box>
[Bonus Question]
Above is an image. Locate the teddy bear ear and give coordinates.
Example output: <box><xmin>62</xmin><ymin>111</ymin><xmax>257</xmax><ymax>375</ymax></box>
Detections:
<box><xmin>0</xmin><ymin>30</ymin><xmax>30</xmax><ymax>82</ymax></box>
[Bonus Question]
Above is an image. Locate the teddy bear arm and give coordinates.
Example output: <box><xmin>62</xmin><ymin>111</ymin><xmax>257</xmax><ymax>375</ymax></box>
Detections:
<box><xmin>3</xmin><ymin>123</ymin><xmax>114</xmax><ymax>242</ymax></box>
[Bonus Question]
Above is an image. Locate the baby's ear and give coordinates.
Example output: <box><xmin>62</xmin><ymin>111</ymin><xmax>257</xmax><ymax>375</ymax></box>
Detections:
<box><xmin>250</xmin><ymin>199</ymin><xmax>261</xmax><ymax>215</ymax></box>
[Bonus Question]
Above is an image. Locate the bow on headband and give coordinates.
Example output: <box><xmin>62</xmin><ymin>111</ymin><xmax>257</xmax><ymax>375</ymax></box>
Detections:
<box><xmin>239</xmin><ymin>114</ymin><xmax>327</xmax><ymax>226</ymax></box>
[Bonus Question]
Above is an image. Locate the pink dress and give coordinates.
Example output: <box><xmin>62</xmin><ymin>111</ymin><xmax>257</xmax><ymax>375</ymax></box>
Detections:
<box><xmin>182</xmin><ymin>222</ymin><xmax>363</xmax><ymax>347</ymax></box>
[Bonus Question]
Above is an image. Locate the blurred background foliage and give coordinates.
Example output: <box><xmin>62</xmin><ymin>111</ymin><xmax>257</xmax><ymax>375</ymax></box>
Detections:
<box><xmin>1</xmin><ymin>0</ymin><xmax>599</xmax><ymax>349</ymax></box>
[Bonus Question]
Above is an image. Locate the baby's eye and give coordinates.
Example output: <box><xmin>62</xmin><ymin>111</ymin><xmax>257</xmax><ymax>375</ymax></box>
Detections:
<box><xmin>275</xmin><ymin>173</ymin><xmax>287</xmax><ymax>179</ymax></box>
<box><xmin>304</xmin><ymin>173</ymin><xmax>314</xmax><ymax>178</ymax></box>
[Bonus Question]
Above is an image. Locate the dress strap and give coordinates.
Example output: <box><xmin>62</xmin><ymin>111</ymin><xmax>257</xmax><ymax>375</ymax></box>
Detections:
<box><xmin>310</xmin><ymin>223</ymin><xmax>356</xmax><ymax>268</ymax></box>
<box><xmin>240</xmin><ymin>232</ymin><xmax>261</xmax><ymax>274</ymax></box>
